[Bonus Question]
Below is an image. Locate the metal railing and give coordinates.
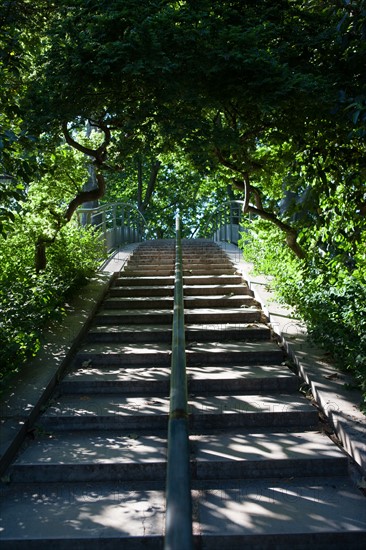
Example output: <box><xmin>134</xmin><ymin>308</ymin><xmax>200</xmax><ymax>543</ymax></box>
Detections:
<box><xmin>76</xmin><ymin>202</ymin><xmax>149</xmax><ymax>251</ymax></box>
<box><xmin>165</xmin><ymin>215</ymin><xmax>193</xmax><ymax>550</ymax></box>
<box><xmin>193</xmin><ymin>200</ymin><xmax>246</xmax><ymax>244</ymax></box>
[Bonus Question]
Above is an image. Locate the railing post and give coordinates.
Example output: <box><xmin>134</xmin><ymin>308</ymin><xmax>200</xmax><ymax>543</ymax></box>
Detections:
<box><xmin>112</xmin><ymin>203</ymin><xmax>117</xmax><ymax>248</ymax></box>
<box><xmin>165</xmin><ymin>214</ymin><xmax>193</xmax><ymax>550</ymax></box>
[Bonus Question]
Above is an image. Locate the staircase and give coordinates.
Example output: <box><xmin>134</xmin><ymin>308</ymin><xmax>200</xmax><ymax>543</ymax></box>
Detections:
<box><xmin>1</xmin><ymin>239</ymin><xmax>365</xmax><ymax>548</ymax></box>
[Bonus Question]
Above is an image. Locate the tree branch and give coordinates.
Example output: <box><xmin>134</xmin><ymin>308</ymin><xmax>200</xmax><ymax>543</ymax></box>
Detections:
<box><xmin>143</xmin><ymin>160</ymin><xmax>161</xmax><ymax>210</ymax></box>
<box><xmin>64</xmin><ymin>172</ymin><xmax>106</xmax><ymax>221</ymax></box>
<box><xmin>248</xmin><ymin>204</ymin><xmax>306</xmax><ymax>260</ymax></box>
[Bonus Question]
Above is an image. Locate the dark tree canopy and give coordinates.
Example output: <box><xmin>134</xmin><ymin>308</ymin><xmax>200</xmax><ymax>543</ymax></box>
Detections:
<box><xmin>2</xmin><ymin>0</ymin><xmax>365</xmax><ymax>258</ymax></box>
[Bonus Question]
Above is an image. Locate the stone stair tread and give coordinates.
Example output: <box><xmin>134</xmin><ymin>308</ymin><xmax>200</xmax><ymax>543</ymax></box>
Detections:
<box><xmin>63</xmin><ymin>364</ymin><xmax>292</xmax><ymax>383</ymax></box>
<box><xmin>74</xmin><ymin>340</ymin><xmax>281</xmax><ymax>365</ymax></box>
<box><xmin>187</xmin><ymin>364</ymin><xmax>295</xmax><ymax>380</ymax></box>
<box><xmin>192</xmin><ymin>477</ymin><xmax>366</xmax><ymax>539</ymax></box>
<box><xmin>117</xmin><ymin>275</ymin><xmax>174</xmax><ymax>283</ymax></box>
<box><xmin>185</xmin><ymin>307</ymin><xmax>260</xmax><ymax>313</ymax></box>
<box><xmin>89</xmin><ymin>322</ymin><xmax>267</xmax><ymax>334</ymax></box>
<box><xmin>94</xmin><ymin>311</ymin><xmax>173</xmax><ymax>325</ymax></box>
<box><xmin>109</xmin><ymin>285</ymin><xmax>174</xmax><ymax>296</ymax></box>
<box><xmin>104</xmin><ymin>296</ymin><xmax>174</xmax><ymax>308</ymax></box>
<box><xmin>0</xmin><ymin>482</ymin><xmax>165</xmax><ymax>541</ymax></box>
<box><xmin>98</xmin><ymin>308</ymin><xmax>173</xmax><ymax>315</ymax></box>
<box><xmin>115</xmin><ymin>274</ymin><xmax>243</xmax><ymax>286</ymax></box>
<box><xmin>191</xmin><ymin>430</ymin><xmax>345</xmax><ymax>463</ymax></box>
<box><xmin>86</xmin><ymin>325</ymin><xmax>270</xmax><ymax>344</ymax></box>
<box><xmin>188</xmin><ymin>394</ymin><xmax>315</xmax><ymax>414</ymax></box>
<box><xmin>63</xmin><ymin>365</ymin><xmax>171</xmax><ymax>383</ymax></box>
<box><xmin>12</xmin><ymin>431</ymin><xmax>167</xmax><ymax>465</ymax></box>
<box><xmin>183</xmin><ymin>275</ymin><xmax>243</xmax><ymax>281</ymax></box>
<box><xmin>105</xmin><ymin>295</ymin><xmax>254</xmax><ymax>303</ymax></box>
<box><xmin>94</xmin><ymin>308</ymin><xmax>261</xmax><ymax>325</ymax></box>
<box><xmin>184</xmin><ymin>295</ymin><xmax>255</xmax><ymax>304</ymax></box>
<box><xmin>74</xmin><ymin>341</ymin><xmax>171</xmax><ymax>367</ymax></box>
<box><xmin>187</xmin><ymin>341</ymin><xmax>283</xmax><ymax>365</ymax></box>
<box><xmin>186</xmin><ymin>340</ymin><xmax>280</xmax><ymax>353</ymax></box>
<box><xmin>41</xmin><ymin>395</ymin><xmax>170</xmax><ymax>418</ymax></box>
<box><xmin>76</xmin><ymin>341</ymin><xmax>171</xmax><ymax>356</ymax></box>
<box><xmin>183</xmin><ymin>284</ymin><xmax>249</xmax><ymax>295</ymax></box>
<box><xmin>186</xmin><ymin>323</ymin><xmax>270</xmax><ymax>340</ymax></box>
<box><xmin>89</xmin><ymin>324</ymin><xmax>173</xmax><ymax>335</ymax></box>
<box><xmin>13</xmin><ymin>430</ymin><xmax>343</xmax><ymax>469</ymax></box>
<box><xmin>98</xmin><ymin>306</ymin><xmax>258</xmax><ymax>314</ymax></box>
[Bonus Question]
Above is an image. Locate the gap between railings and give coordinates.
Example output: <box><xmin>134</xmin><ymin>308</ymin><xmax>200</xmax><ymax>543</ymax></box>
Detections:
<box><xmin>164</xmin><ymin>215</ymin><xmax>193</xmax><ymax>550</ymax></box>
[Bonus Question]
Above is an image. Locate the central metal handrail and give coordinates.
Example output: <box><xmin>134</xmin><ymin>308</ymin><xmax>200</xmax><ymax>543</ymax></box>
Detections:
<box><xmin>164</xmin><ymin>215</ymin><xmax>193</xmax><ymax>550</ymax></box>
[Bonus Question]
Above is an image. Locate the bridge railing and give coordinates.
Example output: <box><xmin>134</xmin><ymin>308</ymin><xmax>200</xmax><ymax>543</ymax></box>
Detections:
<box><xmin>76</xmin><ymin>202</ymin><xmax>149</xmax><ymax>251</ymax></box>
<box><xmin>191</xmin><ymin>200</ymin><xmax>246</xmax><ymax>244</ymax></box>
<box><xmin>209</xmin><ymin>200</ymin><xmax>246</xmax><ymax>244</ymax></box>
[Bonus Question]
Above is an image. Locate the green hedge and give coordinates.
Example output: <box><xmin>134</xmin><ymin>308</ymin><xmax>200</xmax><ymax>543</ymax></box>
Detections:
<box><xmin>0</xmin><ymin>221</ymin><xmax>105</xmax><ymax>390</ymax></box>
<box><xmin>239</xmin><ymin>220</ymin><xmax>366</xmax><ymax>410</ymax></box>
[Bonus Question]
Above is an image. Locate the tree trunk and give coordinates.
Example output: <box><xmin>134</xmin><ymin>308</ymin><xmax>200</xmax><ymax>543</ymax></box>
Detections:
<box><xmin>35</xmin><ymin>239</ymin><xmax>47</xmax><ymax>273</ymax></box>
<box><xmin>34</xmin><ymin>121</ymin><xmax>111</xmax><ymax>272</ymax></box>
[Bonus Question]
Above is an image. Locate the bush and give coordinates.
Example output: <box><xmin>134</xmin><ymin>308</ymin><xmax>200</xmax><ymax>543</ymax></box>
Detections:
<box><xmin>239</xmin><ymin>219</ymin><xmax>366</xmax><ymax>409</ymax></box>
<box><xmin>0</xmin><ymin>219</ymin><xmax>105</xmax><ymax>390</ymax></box>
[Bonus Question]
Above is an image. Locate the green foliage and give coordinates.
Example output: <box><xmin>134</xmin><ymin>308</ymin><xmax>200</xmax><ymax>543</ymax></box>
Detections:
<box><xmin>103</xmin><ymin>151</ymin><xmax>230</xmax><ymax>238</ymax></box>
<box><xmin>239</xmin><ymin>219</ymin><xmax>366</xmax><ymax>409</ymax></box>
<box><xmin>0</xmin><ymin>220</ymin><xmax>104</xmax><ymax>390</ymax></box>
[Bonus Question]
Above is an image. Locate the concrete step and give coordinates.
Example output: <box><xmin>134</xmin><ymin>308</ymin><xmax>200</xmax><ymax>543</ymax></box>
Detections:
<box><xmin>1</xmin><ymin>477</ymin><xmax>366</xmax><ymax>550</ymax></box>
<box><xmin>86</xmin><ymin>323</ymin><xmax>270</xmax><ymax>344</ymax></box>
<box><xmin>9</xmin><ymin>431</ymin><xmax>168</xmax><ymax>483</ymax></box>
<box><xmin>123</xmin><ymin>268</ymin><xmax>176</xmax><ymax>276</ymax></box>
<box><xmin>95</xmin><ymin>309</ymin><xmax>173</xmax><ymax>325</ymax></box>
<box><xmin>123</xmin><ymin>266</ymin><xmax>236</xmax><ymax>276</ymax></box>
<box><xmin>109</xmin><ymin>285</ymin><xmax>174</xmax><ymax>297</ymax></box>
<box><xmin>95</xmin><ymin>307</ymin><xmax>262</xmax><ymax>325</ymax></box>
<box><xmin>186</xmin><ymin>295</ymin><xmax>257</xmax><ymax>308</ymax></box>
<box><xmin>115</xmin><ymin>274</ymin><xmax>244</xmax><ymax>286</ymax></box>
<box><xmin>60</xmin><ymin>364</ymin><xmax>297</xmax><ymax>395</ymax></box>
<box><xmin>8</xmin><ymin>430</ymin><xmax>346</xmax><ymax>485</ymax></box>
<box><xmin>0</xmin><ymin>482</ymin><xmax>165</xmax><ymax>547</ymax></box>
<box><xmin>183</xmin><ymin>274</ymin><xmax>245</xmax><ymax>285</ymax></box>
<box><xmin>185</xmin><ymin>340</ymin><xmax>284</xmax><ymax>366</ymax></box>
<box><xmin>185</xmin><ymin>323</ymin><xmax>270</xmax><ymax>341</ymax></box>
<box><xmin>189</xmin><ymin>392</ymin><xmax>318</xmax><ymax>430</ymax></box>
<box><xmin>184</xmin><ymin>307</ymin><xmax>262</xmax><ymax>324</ymax></box>
<box><xmin>39</xmin><ymin>394</ymin><xmax>170</xmax><ymax>431</ymax></box>
<box><xmin>184</xmin><ymin>284</ymin><xmax>251</xmax><ymax>296</ymax></box>
<box><xmin>108</xmin><ymin>284</ymin><xmax>250</xmax><ymax>298</ymax></box>
<box><xmin>38</xmin><ymin>393</ymin><xmax>317</xmax><ymax>432</ymax></box>
<box><xmin>59</xmin><ymin>370</ymin><xmax>171</xmax><ymax>395</ymax></box>
<box><xmin>127</xmin><ymin>256</ymin><xmax>231</xmax><ymax>265</ymax></box>
<box><xmin>103</xmin><ymin>295</ymin><xmax>256</xmax><ymax>310</ymax></box>
<box><xmin>187</xmin><ymin>364</ymin><xmax>300</xmax><ymax>393</ymax></box>
<box><xmin>103</xmin><ymin>296</ymin><xmax>174</xmax><ymax>309</ymax></box>
<box><xmin>74</xmin><ymin>342</ymin><xmax>172</xmax><ymax>366</ymax></box>
<box><xmin>191</xmin><ymin>477</ymin><xmax>366</xmax><ymax>547</ymax></box>
<box><xmin>73</xmin><ymin>340</ymin><xmax>283</xmax><ymax>367</ymax></box>
<box><xmin>191</xmin><ymin>430</ymin><xmax>348</xmax><ymax>479</ymax></box>
<box><xmin>87</xmin><ymin>324</ymin><xmax>173</xmax><ymax>343</ymax></box>
<box><xmin>115</xmin><ymin>275</ymin><xmax>175</xmax><ymax>286</ymax></box>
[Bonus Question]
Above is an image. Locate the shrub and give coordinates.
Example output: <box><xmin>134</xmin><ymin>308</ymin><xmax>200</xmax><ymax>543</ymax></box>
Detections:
<box><xmin>238</xmin><ymin>219</ymin><xmax>366</xmax><ymax>409</ymax></box>
<box><xmin>0</xmin><ymin>219</ymin><xmax>105</xmax><ymax>390</ymax></box>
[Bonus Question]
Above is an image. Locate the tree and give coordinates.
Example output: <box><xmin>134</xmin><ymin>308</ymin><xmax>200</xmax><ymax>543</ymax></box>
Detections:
<box><xmin>15</xmin><ymin>0</ymin><xmax>366</xmax><ymax>263</ymax></box>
